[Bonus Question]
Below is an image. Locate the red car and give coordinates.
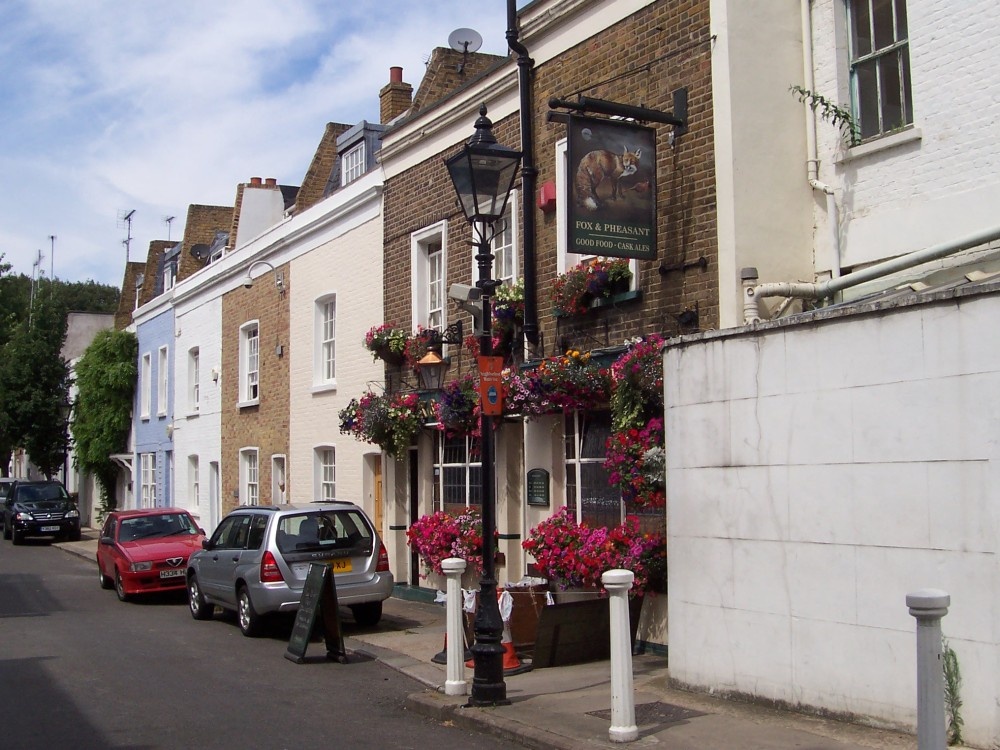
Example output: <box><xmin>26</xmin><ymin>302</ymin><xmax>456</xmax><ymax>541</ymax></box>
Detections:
<box><xmin>97</xmin><ymin>508</ymin><xmax>205</xmax><ymax>602</ymax></box>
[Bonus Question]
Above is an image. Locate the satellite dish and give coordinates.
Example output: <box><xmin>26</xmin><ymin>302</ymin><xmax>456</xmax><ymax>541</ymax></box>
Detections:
<box><xmin>448</xmin><ymin>28</ymin><xmax>483</xmax><ymax>54</ymax></box>
<box><xmin>190</xmin><ymin>243</ymin><xmax>211</xmax><ymax>260</ymax></box>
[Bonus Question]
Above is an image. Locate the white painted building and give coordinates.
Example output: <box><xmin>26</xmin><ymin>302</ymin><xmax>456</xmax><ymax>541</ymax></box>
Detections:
<box><xmin>668</xmin><ymin>0</ymin><xmax>1000</xmax><ymax>745</ymax></box>
<box><xmin>287</xmin><ymin>174</ymin><xmax>384</xmax><ymax>522</ymax></box>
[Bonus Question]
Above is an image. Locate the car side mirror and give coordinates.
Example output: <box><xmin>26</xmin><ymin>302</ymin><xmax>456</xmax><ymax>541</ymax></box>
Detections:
<box><xmin>201</xmin><ymin>539</ymin><xmax>213</xmax><ymax>550</ymax></box>
<box><xmin>100</xmin><ymin>537</ymin><xmax>114</xmax><ymax>546</ymax></box>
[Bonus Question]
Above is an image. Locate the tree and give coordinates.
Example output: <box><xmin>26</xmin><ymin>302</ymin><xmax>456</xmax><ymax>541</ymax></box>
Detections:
<box><xmin>0</xmin><ymin>290</ymin><xmax>71</xmax><ymax>478</ymax></box>
<box><xmin>71</xmin><ymin>328</ymin><xmax>137</xmax><ymax>512</ymax></box>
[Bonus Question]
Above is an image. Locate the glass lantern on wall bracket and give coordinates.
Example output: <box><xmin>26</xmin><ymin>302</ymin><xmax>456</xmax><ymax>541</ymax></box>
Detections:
<box><xmin>415</xmin><ymin>320</ymin><xmax>464</xmax><ymax>391</ymax></box>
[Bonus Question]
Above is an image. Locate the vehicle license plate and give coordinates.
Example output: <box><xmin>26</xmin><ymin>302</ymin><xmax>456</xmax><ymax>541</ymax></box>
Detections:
<box><xmin>41</xmin><ymin>526</ymin><xmax>60</xmax><ymax>532</ymax></box>
<box><xmin>159</xmin><ymin>569</ymin><xmax>185</xmax><ymax>579</ymax></box>
<box><xmin>293</xmin><ymin>559</ymin><xmax>352</xmax><ymax>576</ymax></box>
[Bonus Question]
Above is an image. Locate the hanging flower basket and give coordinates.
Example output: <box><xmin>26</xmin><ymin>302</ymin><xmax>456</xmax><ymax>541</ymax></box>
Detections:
<box><xmin>504</xmin><ymin>349</ymin><xmax>611</xmax><ymax>418</ymax></box>
<box><xmin>364</xmin><ymin>324</ymin><xmax>408</xmax><ymax>366</ymax></box>
<box><xmin>551</xmin><ymin>258</ymin><xmax>632</xmax><ymax>317</ymax></box>
<box><xmin>406</xmin><ymin>508</ymin><xmax>494</xmax><ymax>577</ymax></box>
<box><xmin>339</xmin><ymin>390</ymin><xmax>433</xmax><ymax>457</ymax></box>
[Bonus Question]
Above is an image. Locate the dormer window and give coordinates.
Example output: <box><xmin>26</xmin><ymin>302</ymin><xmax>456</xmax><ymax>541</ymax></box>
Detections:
<box><xmin>341</xmin><ymin>142</ymin><xmax>365</xmax><ymax>186</ymax></box>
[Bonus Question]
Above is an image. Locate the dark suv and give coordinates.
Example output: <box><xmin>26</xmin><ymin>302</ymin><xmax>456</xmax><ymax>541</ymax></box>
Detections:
<box><xmin>2</xmin><ymin>480</ymin><xmax>81</xmax><ymax>545</ymax></box>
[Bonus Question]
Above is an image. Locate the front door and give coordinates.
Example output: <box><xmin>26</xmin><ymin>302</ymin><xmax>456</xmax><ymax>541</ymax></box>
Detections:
<box><xmin>372</xmin><ymin>456</ymin><xmax>383</xmax><ymax>537</ymax></box>
<box><xmin>408</xmin><ymin>448</ymin><xmax>419</xmax><ymax>586</ymax></box>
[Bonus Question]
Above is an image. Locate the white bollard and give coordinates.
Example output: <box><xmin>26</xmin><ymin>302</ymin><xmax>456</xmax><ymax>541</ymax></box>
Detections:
<box><xmin>906</xmin><ymin>589</ymin><xmax>950</xmax><ymax>750</ymax></box>
<box><xmin>442</xmin><ymin>557</ymin><xmax>468</xmax><ymax>696</ymax></box>
<box><xmin>603</xmin><ymin>569</ymin><xmax>638</xmax><ymax>743</ymax></box>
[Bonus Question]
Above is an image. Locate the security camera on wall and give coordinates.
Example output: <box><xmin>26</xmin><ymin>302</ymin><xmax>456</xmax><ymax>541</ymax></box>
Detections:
<box><xmin>448</xmin><ymin>283</ymin><xmax>482</xmax><ymax>302</ymax></box>
<box><xmin>243</xmin><ymin>280</ymin><xmax>254</xmax><ymax>290</ymax></box>
<box><xmin>449</xmin><ymin>283</ymin><xmax>483</xmax><ymax>335</ymax></box>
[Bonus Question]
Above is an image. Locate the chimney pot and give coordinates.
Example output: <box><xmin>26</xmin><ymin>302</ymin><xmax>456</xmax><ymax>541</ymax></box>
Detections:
<box><xmin>249</xmin><ymin>177</ymin><xmax>262</xmax><ymax>186</ymax></box>
<box><xmin>264</xmin><ymin>178</ymin><xmax>277</xmax><ymax>187</ymax></box>
<box><xmin>389</xmin><ymin>66</ymin><xmax>403</xmax><ymax>84</ymax></box>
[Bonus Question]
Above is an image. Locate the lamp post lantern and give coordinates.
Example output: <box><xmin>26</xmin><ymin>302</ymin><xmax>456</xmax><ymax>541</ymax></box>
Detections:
<box><xmin>445</xmin><ymin>104</ymin><xmax>521</xmax><ymax>706</ymax></box>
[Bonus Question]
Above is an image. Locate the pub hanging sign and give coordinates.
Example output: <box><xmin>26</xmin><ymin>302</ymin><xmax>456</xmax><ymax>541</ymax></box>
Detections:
<box><xmin>567</xmin><ymin>115</ymin><xmax>657</xmax><ymax>261</ymax></box>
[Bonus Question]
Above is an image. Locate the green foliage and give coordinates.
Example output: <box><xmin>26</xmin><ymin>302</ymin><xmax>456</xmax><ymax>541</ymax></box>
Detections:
<box><xmin>71</xmin><ymin>329</ymin><xmax>138</xmax><ymax>511</ymax></box>
<box><xmin>790</xmin><ymin>85</ymin><xmax>861</xmax><ymax>146</ymax></box>
<box><xmin>942</xmin><ymin>639</ymin><xmax>963</xmax><ymax>746</ymax></box>
<box><xmin>0</xmin><ymin>292</ymin><xmax>70</xmax><ymax>478</ymax></box>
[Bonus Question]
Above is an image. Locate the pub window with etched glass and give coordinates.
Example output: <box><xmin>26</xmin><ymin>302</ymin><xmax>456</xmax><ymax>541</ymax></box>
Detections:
<box><xmin>564</xmin><ymin>411</ymin><xmax>663</xmax><ymax>534</ymax></box>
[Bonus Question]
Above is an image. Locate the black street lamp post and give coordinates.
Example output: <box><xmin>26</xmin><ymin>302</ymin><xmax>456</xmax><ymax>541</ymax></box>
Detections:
<box><xmin>445</xmin><ymin>105</ymin><xmax>521</xmax><ymax>706</ymax></box>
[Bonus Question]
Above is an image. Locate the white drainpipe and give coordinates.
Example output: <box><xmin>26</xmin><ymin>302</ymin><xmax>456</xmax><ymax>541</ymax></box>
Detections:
<box><xmin>743</xmin><ymin>225</ymin><xmax>1000</xmax><ymax>324</ymax></box>
<box><xmin>801</xmin><ymin>0</ymin><xmax>841</xmax><ymax>280</ymax></box>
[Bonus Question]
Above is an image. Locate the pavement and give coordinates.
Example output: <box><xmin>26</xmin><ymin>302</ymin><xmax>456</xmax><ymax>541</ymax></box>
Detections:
<box><xmin>56</xmin><ymin>529</ymin><xmax>920</xmax><ymax>750</ymax></box>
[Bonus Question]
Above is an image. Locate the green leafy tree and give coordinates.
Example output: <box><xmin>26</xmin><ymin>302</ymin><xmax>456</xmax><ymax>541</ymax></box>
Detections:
<box><xmin>0</xmin><ymin>290</ymin><xmax>71</xmax><ymax>478</ymax></box>
<box><xmin>71</xmin><ymin>328</ymin><xmax>137</xmax><ymax>513</ymax></box>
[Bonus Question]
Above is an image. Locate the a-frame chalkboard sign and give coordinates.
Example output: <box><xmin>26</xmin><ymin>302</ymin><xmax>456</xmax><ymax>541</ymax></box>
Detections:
<box><xmin>284</xmin><ymin>562</ymin><xmax>347</xmax><ymax>664</ymax></box>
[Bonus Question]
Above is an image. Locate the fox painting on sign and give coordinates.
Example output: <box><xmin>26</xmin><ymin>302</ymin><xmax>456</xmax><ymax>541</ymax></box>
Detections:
<box><xmin>567</xmin><ymin>115</ymin><xmax>656</xmax><ymax>261</ymax></box>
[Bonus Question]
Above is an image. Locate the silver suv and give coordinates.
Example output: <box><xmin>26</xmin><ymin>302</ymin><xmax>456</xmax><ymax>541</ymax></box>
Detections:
<box><xmin>186</xmin><ymin>502</ymin><xmax>393</xmax><ymax>636</ymax></box>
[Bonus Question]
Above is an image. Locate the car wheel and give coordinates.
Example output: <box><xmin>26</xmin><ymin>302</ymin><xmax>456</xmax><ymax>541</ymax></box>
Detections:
<box><xmin>11</xmin><ymin>527</ymin><xmax>23</xmax><ymax>545</ymax></box>
<box><xmin>115</xmin><ymin>570</ymin><xmax>130</xmax><ymax>602</ymax></box>
<box><xmin>188</xmin><ymin>575</ymin><xmax>213</xmax><ymax>621</ymax></box>
<box><xmin>350</xmin><ymin>601</ymin><xmax>383</xmax><ymax>627</ymax></box>
<box><xmin>98</xmin><ymin>564</ymin><xmax>113</xmax><ymax>590</ymax></box>
<box><xmin>237</xmin><ymin>586</ymin><xmax>263</xmax><ymax>637</ymax></box>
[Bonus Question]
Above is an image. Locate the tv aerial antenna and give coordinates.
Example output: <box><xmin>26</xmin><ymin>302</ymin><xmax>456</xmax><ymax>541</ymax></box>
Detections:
<box><xmin>118</xmin><ymin>209</ymin><xmax>136</xmax><ymax>262</ymax></box>
<box><xmin>164</xmin><ymin>215</ymin><xmax>176</xmax><ymax>241</ymax></box>
<box><xmin>448</xmin><ymin>28</ymin><xmax>482</xmax><ymax>74</ymax></box>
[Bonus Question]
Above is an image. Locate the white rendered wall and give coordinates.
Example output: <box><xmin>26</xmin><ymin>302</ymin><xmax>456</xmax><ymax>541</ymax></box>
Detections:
<box><xmin>710</xmin><ymin>0</ymin><xmax>815</xmax><ymax>328</ymax></box>
<box><xmin>288</xmin><ymin>213</ymin><xmax>384</xmax><ymax>516</ymax></box>
<box><xmin>809</xmin><ymin>0</ymin><xmax>1000</xmax><ymax>272</ymax></box>
<box><xmin>173</xmin><ymin>295</ymin><xmax>222</xmax><ymax>531</ymax></box>
<box><xmin>665</xmin><ymin>292</ymin><xmax>1000</xmax><ymax>747</ymax></box>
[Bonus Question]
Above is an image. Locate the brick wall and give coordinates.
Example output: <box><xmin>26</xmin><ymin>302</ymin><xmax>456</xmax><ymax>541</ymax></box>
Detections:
<box><xmin>115</xmin><ymin>261</ymin><xmax>146</xmax><ymax>329</ymax></box>
<box><xmin>295</xmin><ymin>122</ymin><xmax>351</xmax><ymax>213</ymax></box>
<box><xmin>384</xmin><ymin>0</ymin><xmax>716</xmax><ymax>359</ymax></box>
<box><xmin>220</xmin><ymin>267</ymin><xmax>291</xmax><ymax>513</ymax></box>
<box><xmin>411</xmin><ymin>48</ymin><xmax>506</xmax><ymax>113</ymax></box>
<box><xmin>138</xmin><ymin>240</ymin><xmax>175</xmax><ymax>307</ymax></box>
<box><xmin>178</xmin><ymin>204</ymin><xmax>234</xmax><ymax>281</ymax></box>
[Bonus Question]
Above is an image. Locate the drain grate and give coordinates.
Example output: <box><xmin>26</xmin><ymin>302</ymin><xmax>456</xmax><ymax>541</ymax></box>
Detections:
<box><xmin>588</xmin><ymin>701</ymin><xmax>707</xmax><ymax>727</ymax></box>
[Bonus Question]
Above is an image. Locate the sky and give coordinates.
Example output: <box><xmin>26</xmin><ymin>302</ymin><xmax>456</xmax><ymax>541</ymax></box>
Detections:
<box><xmin>0</xmin><ymin>1</ymin><xmax>525</xmax><ymax>287</ymax></box>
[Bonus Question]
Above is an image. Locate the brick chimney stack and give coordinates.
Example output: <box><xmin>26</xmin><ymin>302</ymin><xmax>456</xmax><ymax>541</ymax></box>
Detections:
<box><xmin>379</xmin><ymin>66</ymin><xmax>413</xmax><ymax>124</ymax></box>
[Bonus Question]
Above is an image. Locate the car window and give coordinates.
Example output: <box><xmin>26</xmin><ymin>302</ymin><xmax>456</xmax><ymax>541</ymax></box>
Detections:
<box><xmin>216</xmin><ymin>515</ymin><xmax>251</xmax><ymax>550</ymax></box>
<box><xmin>246</xmin><ymin>514</ymin><xmax>268</xmax><ymax>550</ymax></box>
<box><xmin>275</xmin><ymin>510</ymin><xmax>373</xmax><ymax>554</ymax></box>
<box><xmin>208</xmin><ymin>516</ymin><xmax>239</xmax><ymax>548</ymax></box>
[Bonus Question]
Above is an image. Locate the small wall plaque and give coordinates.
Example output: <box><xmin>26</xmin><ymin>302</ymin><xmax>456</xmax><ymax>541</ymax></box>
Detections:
<box><xmin>526</xmin><ymin>468</ymin><xmax>550</xmax><ymax>507</ymax></box>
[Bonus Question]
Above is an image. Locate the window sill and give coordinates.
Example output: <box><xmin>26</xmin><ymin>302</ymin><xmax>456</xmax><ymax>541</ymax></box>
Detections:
<box><xmin>836</xmin><ymin>126</ymin><xmax>922</xmax><ymax>164</ymax></box>
<box><xmin>590</xmin><ymin>289</ymin><xmax>642</xmax><ymax>310</ymax></box>
<box><xmin>185</xmin><ymin>409</ymin><xmax>200</xmax><ymax>419</ymax></box>
<box><xmin>311</xmin><ymin>382</ymin><xmax>338</xmax><ymax>395</ymax></box>
<box><xmin>237</xmin><ymin>398</ymin><xmax>260</xmax><ymax>409</ymax></box>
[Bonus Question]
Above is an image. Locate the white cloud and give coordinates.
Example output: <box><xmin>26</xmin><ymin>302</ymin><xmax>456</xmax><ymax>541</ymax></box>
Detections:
<box><xmin>0</xmin><ymin>0</ymin><xmax>520</xmax><ymax>286</ymax></box>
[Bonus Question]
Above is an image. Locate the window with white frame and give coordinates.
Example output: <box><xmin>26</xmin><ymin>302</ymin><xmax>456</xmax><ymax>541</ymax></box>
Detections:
<box><xmin>271</xmin><ymin>455</ymin><xmax>286</xmax><ymax>504</ymax></box>
<box><xmin>315</xmin><ymin>447</ymin><xmax>336</xmax><ymax>502</ymax></box>
<box><xmin>314</xmin><ymin>295</ymin><xmax>336</xmax><ymax>386</ymax></box>
<box><xmin>240</xmin><ymin>448</ymin><xmax>259</xmax><ymax>506</ymax></box>
<box><xmin>189</xmin><ymin>455</ymin><xmax>200</xmax><ymax>508</ymax></box>
<box><xmin>554</xmin><ymin>139</ymin><xmax>636</xmax><ymax>283</ymax></box>
<box><xmin>341</xmin><ymin>142</ymin><xmax>365</xmax><ymax>186</ymax></box>
<box><xmin>157</xmin><ymin>346</ymin><xmax>168</xmax><ymax>416</ymax></box>
<box><xmin>564</xmin><ymin>411</ymin><xmax>620</xmax><ymax>529</ymax></box>
<box><xmin>140</xmin><ymin>452</ymin><xmax>157</xmax><ymax>508</ymax></box>
<box><xmin>411</xmin><ymin>223</ymin><xmax>447</xmax><ymax>333</ymax></box>
<box><xmin>434</xmin><ymin>433</ymin><xmax>481</xmax><ymax>516</ymax></box>
<box><xmin>847</xmin><ymin>0</ymin><xmax>912</xmax><ymax>140</ymax></box>
<box><xmin>239</xmin><ymin>321</ymin><xmax>260</xmax><ymax>404</ymax></box>
<box><xmin>163</xmin><ymin>261</ymin><xmax>176</xmax><ymax>291</ymax></box>
<box><xmin>140</xmin><ymin>353</ymin><xmax>151</xmax><ymax>419</ymax></box>
<box><xmin>189</xmin><ymin>347</ymin><xmax>200</xmax><ymax>413</ymax></box>
<box><xmin>491</xmin><ymin>192</ymin><xmax>518</xmax><ymax>287</ymax></box>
